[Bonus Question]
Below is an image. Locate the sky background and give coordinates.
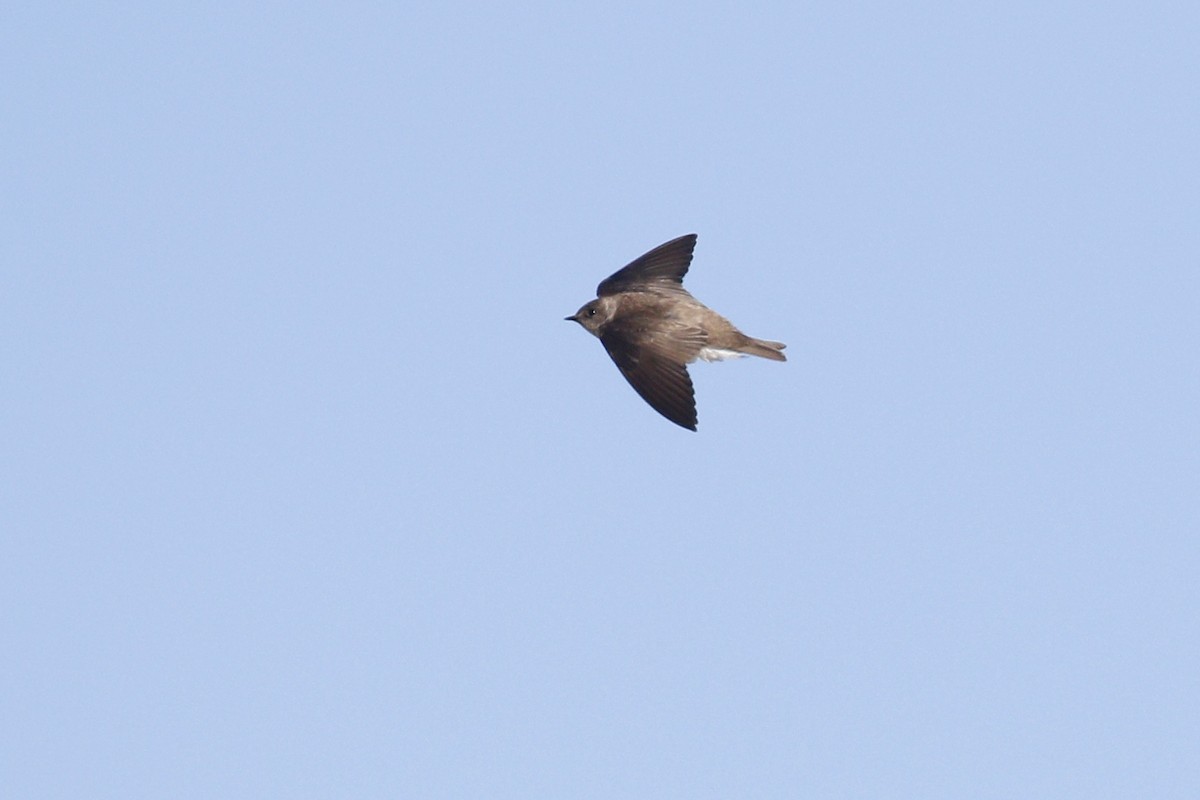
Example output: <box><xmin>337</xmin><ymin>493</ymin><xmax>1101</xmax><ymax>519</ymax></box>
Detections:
<box><xmin>3</xmin><ymin>3</ymin><xmax>1199</xmax><ymax>798</ymax></box>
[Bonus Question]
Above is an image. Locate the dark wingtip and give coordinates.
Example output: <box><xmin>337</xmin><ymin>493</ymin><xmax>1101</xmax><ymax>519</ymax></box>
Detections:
<box><xmin>673</xmin><ymin>416</ymin><xmax>698</xmax><ymax>432</ymax></box>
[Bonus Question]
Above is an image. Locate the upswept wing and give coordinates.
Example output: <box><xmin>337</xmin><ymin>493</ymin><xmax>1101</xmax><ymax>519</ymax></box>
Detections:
<box><xmin>597</xmin><ymin>234</ymin><xmax>698</xmax><ymax>297</ymax></box>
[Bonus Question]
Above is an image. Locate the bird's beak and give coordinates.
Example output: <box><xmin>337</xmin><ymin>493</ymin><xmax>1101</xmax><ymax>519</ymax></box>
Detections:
<box><xmin>564</xmin><ymin>315</ymin><xmax>577</xmax><ymax>322</ymax></box>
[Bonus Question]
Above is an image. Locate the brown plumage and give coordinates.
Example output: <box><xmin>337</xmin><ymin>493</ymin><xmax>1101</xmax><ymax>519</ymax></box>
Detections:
<box><xmin>566</xmin><ymin>234</ymin><xmax>786</xmax><ymax>431</ymax></box>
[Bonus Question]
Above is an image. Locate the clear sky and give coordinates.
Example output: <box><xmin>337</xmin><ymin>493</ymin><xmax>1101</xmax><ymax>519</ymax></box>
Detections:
<box><xmin>4</xmin><ymin>3</ymin><xmax>1198</xmax><ymax>798</ymax></box>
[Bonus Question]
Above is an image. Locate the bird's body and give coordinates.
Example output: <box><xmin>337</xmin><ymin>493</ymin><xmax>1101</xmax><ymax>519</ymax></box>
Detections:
<box><xmin>566</xmin><ymin>234</ymin><xmax>785</xmax><ymax>431</ymax></box>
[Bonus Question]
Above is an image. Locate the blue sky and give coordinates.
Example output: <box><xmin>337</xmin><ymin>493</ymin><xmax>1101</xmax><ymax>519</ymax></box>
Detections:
<box><xmin>4</xmin><ymin>3</ymin><xmax>1198</xmax><ymax>797</ymax></box>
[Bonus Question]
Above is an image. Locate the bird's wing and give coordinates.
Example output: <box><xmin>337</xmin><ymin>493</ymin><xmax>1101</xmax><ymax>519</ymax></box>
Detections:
<box><xmin>597</xmin><ymin>234</ymin><xmax>698</xmax><ymax>297</ymax></box>
<box><xmin>600</xmin><ymin>323</ymin><xmax>705</xmax><ymax>431</ymax></box>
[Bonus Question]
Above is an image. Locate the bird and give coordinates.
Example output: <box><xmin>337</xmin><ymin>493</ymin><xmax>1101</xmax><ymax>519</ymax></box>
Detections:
<box><xmin>566</xmin><ymin>233</ymin><xmax>785</xmax><ymax>431</ymax></box>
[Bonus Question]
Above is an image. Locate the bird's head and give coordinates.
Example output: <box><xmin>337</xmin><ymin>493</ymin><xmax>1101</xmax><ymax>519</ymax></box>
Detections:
<box><xmin>565</xmin><ymin>297</ymin><xmax>617</xmax><ymax>337</ymax></box>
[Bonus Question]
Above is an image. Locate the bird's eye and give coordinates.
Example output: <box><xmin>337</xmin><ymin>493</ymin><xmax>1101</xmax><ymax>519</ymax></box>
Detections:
<box><xmin>587</xmin><ymin>308</ymin><xmax>597</xmax><ymax>316</ymax></box>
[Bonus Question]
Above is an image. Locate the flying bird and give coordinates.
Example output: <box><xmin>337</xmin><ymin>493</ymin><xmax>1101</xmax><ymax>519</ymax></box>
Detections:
<box><xmin>566</xmin><ymin>234</ymin><xmax>785</xmax><ymax>431</ymax></box>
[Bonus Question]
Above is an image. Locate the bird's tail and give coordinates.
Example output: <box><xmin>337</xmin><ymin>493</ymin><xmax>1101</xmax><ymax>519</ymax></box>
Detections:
<box><xmin>740</xmin><ymin>336</ymin><xmax>787</xmax><ymax>362</ymax></box>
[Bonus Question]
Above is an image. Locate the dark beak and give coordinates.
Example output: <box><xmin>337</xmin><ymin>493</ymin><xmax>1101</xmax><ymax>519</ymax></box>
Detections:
<box><xmin>564</xmin><ymin>315</ymin><xmax>576</xmax><ymax>322</ymax></box>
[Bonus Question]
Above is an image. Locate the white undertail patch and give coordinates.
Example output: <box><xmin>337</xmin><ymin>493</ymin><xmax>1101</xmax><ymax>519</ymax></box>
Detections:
<box><xmin>698</xmin><ymin>347</ymin><xmax>746</xmax><ymax>362</ymax></box>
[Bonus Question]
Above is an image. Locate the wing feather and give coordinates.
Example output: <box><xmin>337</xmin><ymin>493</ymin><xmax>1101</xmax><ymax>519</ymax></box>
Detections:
<box><xmin>597</xmin><ymin>234</ymin><xmax>698</xmax><ymax>297</ymax></box>
<box><xmin>599</xmin><ymin>323</ymin><xmax>705</xmax><ymax>431</ymax></box>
